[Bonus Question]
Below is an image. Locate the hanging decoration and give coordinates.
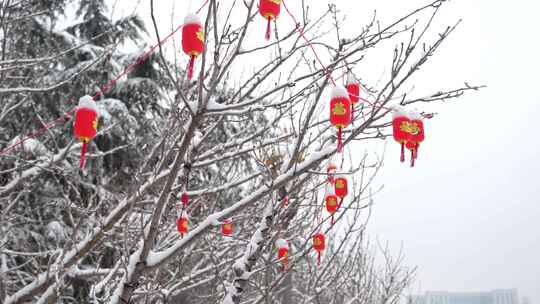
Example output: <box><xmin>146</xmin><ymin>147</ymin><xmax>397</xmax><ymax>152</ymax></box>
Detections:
<box><xmin>325</xmin><ymin>186</ymin><xmax>339</xmax><ymax>225</ymax></box>
<box><xmin>259</xmin><ymin>0</ymin><xmax>281</xmax><ymax>40</ymax></box>
<box><xmin>346</xmin><ymin>72</ymin><xmax>360</xmax><ymax>121</ymax></box>
<box><xmin>176</xmin><ymin>211</ymin><xmax>189</xmax><ymax>237</ymax></box>
<box><xmin>392</xmin><ymin>107</ymin><xmax>410</xmax><ymax>163</ymax></box>
<box><xmin>334</xmin><ymin>175</ymin><xmax>348</xmax><ymax>199</ymax></box>
<box><xmin>73</xmin><ymin>95</ymin><xmax>99</xmax><ymax>170</ymax></box>
<box><xmin>406</xmin><ymin>111</ymin><xmax>425</xmax><ymax>167</ymax></box>
<box><xmin>346</xmin><ymin>73</ymin><xmax>360</xmax><ymax>105</ymax></box>
<box><xmin>276</xmin><ymin>239</ymin><xmax>289</xmax><ymax>271</ymax></box>
<box><xmin>221</xmin><ymin>219</ymin><xmax>233</xmax><ymax>236</ymax></box>
<box><xmin>182</xmin><ymin>14</ymin><xmax>205</xmax><ymax>80</ymax></box>
<box><xmin>312</xmin><ymin>232</ymin><xmax>326</xmax><ymax>266</ymax></box>
<box><xmin>392</xmin><ymin>107</ymin><xmax>426</xmax><ymax>167</ymax></box>
<box><xmin>329</xmin><ymin>86</ymin><xmax>352</xmax><ymax>153</ymax></box>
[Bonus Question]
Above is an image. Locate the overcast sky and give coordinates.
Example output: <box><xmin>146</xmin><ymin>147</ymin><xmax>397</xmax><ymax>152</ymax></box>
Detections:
<box><xmin>360</xmin><ymin>0</ymin><xmax>539</xmax><ymax>302</ymax></box>
<box><xmin>131</xmin><ymin>0</ymin><xmax>540</xmax><ymax>302</ymax></box>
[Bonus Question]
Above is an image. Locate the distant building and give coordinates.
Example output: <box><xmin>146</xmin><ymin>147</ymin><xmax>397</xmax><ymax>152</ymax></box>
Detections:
<box><xmin>410</xmin><ymin>289</ymin><xmax>519</xmax><ymax>304</ymax></box>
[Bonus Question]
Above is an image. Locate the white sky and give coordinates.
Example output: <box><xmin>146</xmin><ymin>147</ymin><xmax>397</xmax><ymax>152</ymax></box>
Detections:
<box><xmin>127</xmin><ymin>0</ymin><xmax>540</xmax><ymax>302</ymax></box>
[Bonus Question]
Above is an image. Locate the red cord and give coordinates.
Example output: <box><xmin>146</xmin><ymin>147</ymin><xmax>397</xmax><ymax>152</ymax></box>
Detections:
<box><xmin>400</xmin><ymin>143</ymin><xmax>405</xmax><ymax>163</ymax></box>
<box><xmin>337</xmin><ymin>127</ymin><xmax>343</xmax><ymax>153</ymax></box>
<box><xmin>281</xmin><ymin>0</ymin><xmax>336</xmax><ymax>86</ymax></box>
<box><xmin>0</xmin><ymin>109</ymin><xmax>75</xmax><ymax>156</ymax></box>
<box><xmin>187</xmin><ymin>55</ymin><xmax>196</xmax><ymax>80</ymax></box>
<box><xmin>265</xmin><ymin>17</ymin><xmax>272</xmax><ymax>40</ymax></box>
<box><xmin>79</xmin><ymin>141</ymin><xmax>88</xmax><ymax>169</ymax></box>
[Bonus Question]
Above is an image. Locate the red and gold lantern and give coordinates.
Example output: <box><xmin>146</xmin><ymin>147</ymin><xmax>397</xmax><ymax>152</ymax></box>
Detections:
<box><xmin>392</xmin><ymin>107</ymin><xmax>410</xmax><ymax>163</ymax></box>
<box><xmin>73</xmin><ymin>95</ymin><xmax>98</xmax><ymax>169</ymax></box>
<box><xmin>276</xmin><ymin>239</ymin><xmax>289</xmax><ymax>271</ymax></box>
<box><xmin>312</xmin><ymin>233</ymin><xmax>326</xmax><ymax>266</ymax></box>
<box><xmin>346</xmin><ymin>73</ymin><xmax>360</xmax><ymax>105</ymax></box>
<box><xmin>346</xmin><ymin>73</ymin><xmax>360</xmax><ymax>121</ymax></box>
<box><xmin>259</xmin><ymin>0</ymin><xmax>281</xmax><ymax>40</ymax></box>
<box><xmin>221</xmin><ymin>219</ymin><xmax>233</xmax><ymax>237</ymax></box>
<box><xmin>182</xmin><ymin>14</ymin><xmax>205</xmax><ymax>80</ymax></box>
<box><xmin>334</xmin><ymin>175</ymin><xmax>348</xmax><ymax>199</ymax></box>
<box><xmin>325</xmin><ymin>188</ymin><xmax>339</xmax><ymax>225</ymax></box>
<box><xmin>330</xmin><ymin>86</ymin><xmax>352</xmax><ymax>153</ymax></box>
<box><xmin>176</xmin><ymin>212</ymin><xmax>189</xmax><ymax>237</ymax></box>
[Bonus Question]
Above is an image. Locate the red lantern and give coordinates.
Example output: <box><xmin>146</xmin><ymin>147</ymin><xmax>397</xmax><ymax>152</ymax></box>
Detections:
<box><xmin>259</xmin><ymin>0</ymin><xmax>281</xmax><ymax>40</ymax></box>
<box><xmin>346</xmin><ymin>74</ymin><xmax>360</xmax><ymax>121</ymax></box>
<box><xmin>221</xmin><ymin>219</ymin><xmax>233</xmax><ymax>237</ymax></box>
<box><xmin>181</xmin><ymin>192</ymin><xmax>189</xmax><ymax>206</ymax></box>
<box><xmin>330</xmin><ymin>86</ymin><xmax>351</xmax><ymax>153</ymax></box>
<box><xmin>325</xmin><ymin>189</ymin><xmax>339</xmax><ymax>225</ymax></box>
<box><xmin>392</xmin><ymin>107</ymin><xmax>411</xmax><ymax>163</ymax></box>
<box><xmin>312</xmin><ymin>233</ymin><xmax>326</xmax><ymax>266</ymax></box>
<box><xmin>73</xmin><ymin>95</ymin><xmax>98</xmax><ymax>169</ymax></box>
<box><xmin>182</xmin><ymin>14</ymin><xmax>205</xmax><ymax>80</ymax></box>
<box><xmin>346</xmin><ymin>73</ymin><xmax>360</xmax><ymax>105</ymax></box>
<box><xmin>276</xmin><ymin>239</ymin><xmax>289</xmax><ymax>270</ymax></box>
<box><xmin>334</xmin><ymin>176</ymin><xmax>348</xmax><ymax>199</ymax></box>
<box><xmin>327</xmin><ymin>161</ymin><xmax>337</xmax><ymax>184</ymax></box>
<box><xmin>176</xmin><ymin>212</ymin><xmax>189</xmax><ymax>237</ymax></box>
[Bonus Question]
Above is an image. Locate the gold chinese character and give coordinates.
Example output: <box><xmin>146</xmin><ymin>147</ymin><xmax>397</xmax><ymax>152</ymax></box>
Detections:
<box><xmin>399</xmin><ymin>121</ymin><xmax>419</xmax><ymax>135</ymax></box>
<box><xmin>332</xmin><ymin>102</ymin><xmax>347</xmax><ymax>116</ymax></box>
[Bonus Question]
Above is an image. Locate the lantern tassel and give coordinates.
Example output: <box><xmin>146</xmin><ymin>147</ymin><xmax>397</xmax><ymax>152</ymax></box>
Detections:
<box><xmin>317</xmin><ymin>251</ymin><xmax>321</xmax><ymax>266</ymax></box>
<box><xmin>400</xmin><ymin>143</ymin><xmax>405</xmax><ymax>163</ymax></box>
<box><xmin>415</xmin><ymin>144</ymin><xmax>420</xmax><ymax>159</ymax></box>
<box><xmin>337</xmin><ymin>128</ymin><xmax>343</xmax><ymax>153</ymax></box>
<box><xmin>331</xmin><ymin>214</ymin><xmax>335</xmax><ymax>226</ymax></box>
<box><xmin>265</xmin><ymin>17</ymin><xmax>272</xmax><ymax>40</ymax></box>
<box><xmin>410</xmin><ymin>149</ymin><xmax>416</xmax><ymax>167</ymax></box>
<box><xmin>79</xmin><ymin>141</ymin><xmax>88</xmax><ymax>170</ymax></box>
<box><xmin>187</xmin><ymin>55</ymin><xmax>196</xmax><ymax>80</ymax></box>
<box><xmin>280</xmin><ymin>261</ymin><xmax>287</xmax><ymax>272</ymax></box>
